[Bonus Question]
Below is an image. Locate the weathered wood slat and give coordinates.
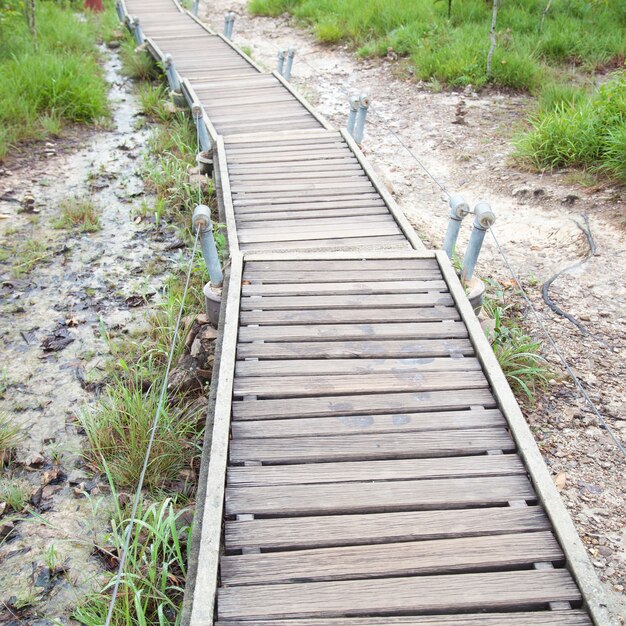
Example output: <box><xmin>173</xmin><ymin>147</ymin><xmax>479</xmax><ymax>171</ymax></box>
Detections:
<box><xmin>227</xmin><ymin>453</ymin><xmax>523</xmax><ymax>486</ymax></box>
<box><xmin>233</xmin><ymin>370</ymin><xmax>487</xmax><ymax>398</ymax></box>
<box><xmin>216</xmin><ymin>612</ymin><xmax>593</xmax><ymax>626</ymax></box>
<box><xmin>236</xmin><ymin>207</ymin><xmax>388</xmax><ymax>222</ymax></box>
<box><xmin>234</xmin><ymin>193</ymin><xmax>382</xmax><ymax>207</ymax></box>
<box><xmin>230</xmin><ymin>408</ymin><xmax>502</xmax><ymax>439</ymax></box>
<box><xmin>239</xmin><ymin>293</ymin><xmax>454</xmax><ymax>310</ymax></box>
<box><xmin>232</xmin><ymin>388</ymin><xmax>496</xmax><ymax>420</ymax></box>
<box><xmin>241</xmin><ymin>280</ymin><xmax>446</xmax><ymax>296</ymax></box>
<box><xmin>239</xmin><ymin>307</ymin><xmax>459</xmax><ymax>324</ymax></box>
<box><xmin>229</xmin><ymin>428</ymin><xmax>513</xmax><ymax>463</ymax></box>
<box><xmin>242</xmin><ymin>269</ymin><xmax>440</xmax><ymax>282</ymax></box>
<box><xmin>224</xmin><ymin>506</ymin><xmax>551</xmax><ymax>551</ymax></box>
<box><xmin>234</xmin><ymin>356</ymin><xmax>474</xmax><ymax>376</ymax></box>
<box><xmin>225</xmin><ymin>475</ymin><xmax>534</xmax><ymax>516</ymax></box>
<box><xmin>217</xmin><ymin>570</ymin><xmax>581</xmax><ymax>619</ymax></box>
<box><xmin>245</xmin><ymin>258</ymin><xmax>438</xmax><ymax>271</ymax></box>
<box><xmin>238</xmin><ymin>321</ymin><xmax>466</xmax><ymax>343</ymax></box>
<box><xmin>220</xmin><ymin>531</ymin><xmax>563</xmax><ymax>585</ymax></box>
<box><xmin>238</xmin><ymin>235</ymin><xmax>409</xmax><ymax>251</ymax></box>
<box><xmin>236</xmin><ymin>338</ymin><xmax>474</xmax><ymax>360</ymax></box>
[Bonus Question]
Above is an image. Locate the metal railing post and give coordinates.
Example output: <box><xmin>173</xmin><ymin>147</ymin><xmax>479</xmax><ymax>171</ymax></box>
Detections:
<box><xmin>284</xmin><ymin>47</ymin><xmax>296</xmax><ymax>80</ymax></box>
<box><xmin>192</xmin><ymin>205</ymin><xmax>223</xmax><ymax>287</ymax></box>
<box><xmin>277</xmin><ymin>49</ymin><xmax>285</xmax><ymax>75</ymax></box>
<box><xmin>132</xmin><ymin>17</ymin><xmax>144</xmax><ymax>45</ymax></box>
<box><xmin>163</xmin><ymin>54</ymin><xmax>181</xmax><ymax>93</ymax></box>
<box><xmin>192</xmin><ymin>103</ymin><xmax>212</xmax><ymax>152</ymax></box>
<box><xmin>224</xmin><ymin>12</ymin><xmax>235</xmax><ymax>39</ymax></box>
<box><xmin>462</xmin><ymin>201</ymin><xmax>496</xmax><ymax>283</ymax></box>
<box><xmin>443</xmin><ymin>194</ymin><xmax>470</xmax><ymax>259</ymax></box>
<box><xmin>353</xmin><ymin>94</ymin><xmax>370</xmax><ymax>143</ymax></box>
<box><xmin>346</xmin><ymin>95</ymin><xmax>359</xmax><ymax>136</ymax></box>
<box><xmin>192</xmin><ymin>0</ymin><xmax>199</xmax><ymax>16</ymax></box>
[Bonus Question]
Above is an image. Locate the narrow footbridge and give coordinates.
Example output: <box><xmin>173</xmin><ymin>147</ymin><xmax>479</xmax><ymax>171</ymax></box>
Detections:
<box><xmin>118</xmin><ymin>1</ymin><xmax>613</xmax><ymax>624</ymax></box>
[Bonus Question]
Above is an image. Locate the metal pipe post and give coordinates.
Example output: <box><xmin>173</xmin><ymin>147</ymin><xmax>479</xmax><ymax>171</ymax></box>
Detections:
<box><xmin>193</xmin><ymin>205</ymin><xmax>223</xmax><ymax>287</ymax></box>
<box><xmin>353</xmin><ymin>94</ymin><xmax>370</xmax><ymax>143</ymax></box>
<box><xmin>461</xmin><ymin>201</ymin><xmax>496</xmax><ymax>283</ymax></box>
<box><xmin>224</xmin><ymin>12</ymin><xmax>235</xmax><ymax>39</ymax></box>
<box><xmin>223</xmin><ymin>13</ymin><xmax>230</xmax><ymax>37</ymax></box>
<box><xmin>443</xmin><ymin>194</ymin><xmax>470</xmax><ymax>259</ymax></box>
<box><xmin>284</xmin><ymin>47</ymin><xmax>296</xmax><ymax>81</ymax></box>
<box><xmin>192</xmin><ymin>0</ymin><xmax>199</xmax><ymax>16</ymax></box>
<box><xmin>163</xmin><ymin>54</ymin><xmax>181</xmax><ymax>93</ymax></box>
<box><xmin>192</xmin><ymin>104</ymin><xmax>212</xmax><ymax>152</ymax></box>
<box><xmin>277</xmin><ymin>49</ymin><xmax>285</xmax><ymax>75</ymax></box>
<box><xmin>346</xmin><ymin>95</ymin><xmax>359</xmax><ymax>136</ymax></box>
<box><xmin>132</xmin><ymin>18</ymin><xmax>144</xmax><ymax>45</ymax></box>
<box><xmin>115</xmin><ymin>2</ymin><xmax>124</xmax><ymax>21</ymax></box>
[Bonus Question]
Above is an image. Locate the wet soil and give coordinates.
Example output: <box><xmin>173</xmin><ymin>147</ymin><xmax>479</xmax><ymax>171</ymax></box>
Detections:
<box><xmin>198</xmin><ymin>0</ymin><xmax>626</xmax><ymax>615</ymax></box>
<box><xmin>0</xmin><ymin>50</ymin><xmax>182</xmax><ymax>624</ymax></box>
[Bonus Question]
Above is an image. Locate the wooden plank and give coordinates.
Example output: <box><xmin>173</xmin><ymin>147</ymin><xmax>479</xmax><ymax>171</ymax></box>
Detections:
<box><xmin>220</xmin><ymin>531</ymin><xmax>563</xmax><ymax>585</ymax></box>
<box><xmin>215</xmin><ymin>136</ymin><xmax>239</xmax><ymax>255</ymax></box>
<box><xmin>235</xmin><ymin>199</ymin><xmax>385</xmax><ymax>213</ymax></box>
<box><xmin>227</xmin><ymin>453</ymin><xmax>523</xmax><ymax>486</ymax></box>
<box><xmin>187</xmin><ymin>255</ymin><xmax>243</xmax><ymax>626</ymax></box>
<box><xmin>233</xmin><ymin>181</ymin><xmax>375</xmax><ymax>193</ymax></box>
<box><xmin>242</xmin><ymin>269</ymin><xmax>440</xmax><ymax>282</ymax></box>
<box><xmin>244</xmin><ymin>258</ymin><xmax>437</xmax><ymax>271</ymax></box>
<box><xmin>229</xmin><ymin>428</ymin><xmax>513</xmax><ymax>463</ymax></box>
<box><xmin>234</xmin><ymin>193</ymin><xmax>382</xmax><ymax>207</ymax></box>
<box><xmin>237</xmin><ymin>206</ymin><xmax>388</xmax><ymax>221</ymax></box>
<box><xmin>241</xmin><ymin>280</ymin><xmax>447</xmax><ymax>296</ymax></box>
<box><xmin>238</xmin><ymin>215</ymin><xmax>394</xmax><ymax>231</ymax></box>
<box><xmin>230</xmin><ymin>408</ymin><xmax>502</xmax><ymax>439</ymax></box>
<box><xmin>224</xmin><ymin>506</ymin><xmax>551</xmax><ymax>551</ymax></box>
<box><xmin>233</xmin><ymin>370</ymin><xmax>487</xmax><ymax>398</ymax></box>
<box><xmin>237</xmin><ymin>224</ymin><xmax>403</xmax><ymax>245</ymax></box>
<box><xmin>223</xmin><ymin>128</ymin><xmax>334</xmax><ymax>143</ymax></box>
<box><xmin>234</xmin><ymin>356</ymin><xmax>473</xmax><ymax>376</ymax></box>
<box><xmin>239</xmin><ymin>293</ymin><xmax>454</xmax><ymax>309</ymax></box>
<box><xmin>239</xmin><ymin>307</ymin><xmax>459</xmax><ymax>324</ymax></box>
<box><xmin>217</xmin><ymin>612</ymin><xmax>593</xmax><ymax>626</ymax></box>
<box><xmin>238</xmin><ymin>321</ymin><xmax>467</xmax><ymax>343</ymax></box>
<box><xmin>239</xmin><ymin>235</ymin><xmax>409</xmax><ymax>252</ymax></box>
<box><xmin>236</xmin><ymin>338</ymin><xmax>473</xmax><ymax>360</ymax></box>
<box><xmin>225</xmin><ymin>475</ymin><xmax>534</xmax><ymax>516</ymax></box>
<box><xmin>217</xmin><ymin>570</ymin><xmax>581</xmax><ymax>619</ymax></box>
<box><xmin>232</xmin><ymin>388</ymin><xmax>496</xmax><ymax>420</ymax></box>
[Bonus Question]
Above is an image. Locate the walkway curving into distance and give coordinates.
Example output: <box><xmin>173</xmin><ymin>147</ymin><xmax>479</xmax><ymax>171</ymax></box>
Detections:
<box><xmin>117</xmin><ymin>1</ymin><xmax>615</xmax><ymax>624</ymax></box>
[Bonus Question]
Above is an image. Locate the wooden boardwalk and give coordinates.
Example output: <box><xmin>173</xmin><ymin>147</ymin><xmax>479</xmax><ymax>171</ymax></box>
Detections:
<box><xmin>118</xmin><ymin>1</ymin><xmax>613</xmax><ymax>624</ymax></box>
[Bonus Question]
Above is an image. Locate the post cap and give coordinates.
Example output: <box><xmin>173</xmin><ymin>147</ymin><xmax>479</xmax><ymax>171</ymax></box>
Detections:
<box><xmin>359</xmin><ymin>94</ymin><xmax>371</xmax><ymax>108</ymax></box>
<box><xmin>473</xmin><ymin>201</ymin><xmax>496</xmax><ymax>229</ymax></box>
<box><xmin>191</xmin><ymin>103</ymin><xmax>203</xmax><ymax>119</ymax></box>
<box><xmin>192</xmin><ymin>204</ymin><xmax>213</xmax><ymax>232</ymax></box>
<box><xmin>348</xmin><ymin>95</ymin><xmax>360</xmax><ymax>111</ymax></box>
<box><xmin>449</xmin><ymin>194</ymin><xmax>470</xmax><ymax>220</ymax></box>
<box><xmin>287</xmin><ymin>47</ymin><xmax>297</xmax><ymax>56</ymax></box>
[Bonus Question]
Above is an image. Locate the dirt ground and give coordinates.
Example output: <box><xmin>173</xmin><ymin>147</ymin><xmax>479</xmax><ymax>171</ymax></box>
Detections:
<box><xmin>0</xmin><ymin>49</ymin><xmax>184</xmax><ymax>624</ymax></box>
<box><xmin>198</xmin><ymin>0</ymin><xmax>626</xmax><ymax>615</ymax></box>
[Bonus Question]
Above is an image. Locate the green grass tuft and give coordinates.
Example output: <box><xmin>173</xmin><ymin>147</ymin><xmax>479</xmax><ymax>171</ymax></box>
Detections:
<box><xmin>0</xmin><ymin>477</ymin><xmax>31</xmax><ymax>512</ymax></box>
<box><xmin>0</xmin><ymin>1</ymin><xmax>114</xmax><ymax>159</ymax></box>
<box><xmin>0</xmin><ymin>412</ymin><xmax>23</xmax><ymax>466</ymax></box>
<box><xmin>53</xmin><ymin>196</ymin><xmax>102</xmax><ymax>232</ymax></box>
<box><xmin>516</xmin><ymin>72</ymin><xmax>626</xmax><ymax>184</ymax></box>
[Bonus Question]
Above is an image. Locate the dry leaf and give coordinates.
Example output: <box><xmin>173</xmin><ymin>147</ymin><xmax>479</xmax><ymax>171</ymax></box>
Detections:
<box><xmin>554</xmin><ymin>472</ymin><xmax>567</xmax><ymax>491</ymax></box>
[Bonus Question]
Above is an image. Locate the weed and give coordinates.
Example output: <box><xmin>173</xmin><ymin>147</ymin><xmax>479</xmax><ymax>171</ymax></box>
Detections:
<box><xmin>0</xmin><ymin>412</ymin><xmax>22</xmax><ymax>465</ymax></box>
<box><xmin>516</xmin><ymin>72</ymin><xmax>626</xmax><ymax>184</ymax></box>
<box><xmin>482</xmin><ymin>279</ymin><xmax>551</xmax><ymax>402</ymax></box>
<box><xmin>11</xmin><ymin>237</ymin><xmax>55</xmax><ymax>277</ymax></box>
<box><xmin>240</xmin><ymin>45</ymin><xmax>254</xmax><ymax>58</ymax></box>
<box><xmin>74</xmin><ymin>495</ymin><xmax>192</xmax><ymax>626</ymax></box>
<box><xmin>138</xmin><ymin>83</ymin><xmax>174</xmax><ymax>122</ymax></box>
<box><xmin>119</xmin><ymin>38</ymin><xmax>158</xmax><ymax>82</ymax></box>
<box><xmin>53</xmin><ymin>196</ymin><xmax>101</xmax><ymax>232</ymax></box>
<box><xmin>249</xmin><ymin>0</ymin><xmax>625</xmax><ymax>93</ymax></box>
<box><xmin>79</xmin><ymin>366</ymin><xmax>204</xmax><ymax>492</ymax></box>
<box><xmin>0</xmin><ymin>1</ymin><xmax>112</xmax><ymax>158</ymax></box>
<box><xmin>0</xmin><ymin>477</ymin><xmax>31</xmax><ymax>512</ymax></box>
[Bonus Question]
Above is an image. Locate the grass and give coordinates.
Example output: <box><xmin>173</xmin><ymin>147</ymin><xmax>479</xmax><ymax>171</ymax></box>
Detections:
<box><xmin>249</xmin><ymin>0</ymin><xmax>625</xmax><ymax>92</ymax></box>
<box><xmin>74</xmin><ymin>495</ymin><xmax>191</xmax><ymax>626</ymax></box>
<box><xmin>0</xmin><ymin>412</ymin><xmax>22</xmax><ymax>466</ymax></box>
<box><xmin>0</xmin><ymin>0</ymin><xmax>116</xmax><ymax>159</ymax></box>
<box><xmin>53</xmin><ymin>196</ymin><xmax>102</xmax><ymax>232</ymax></box>
<box><xmin>0</xmin><ymin>477</ymin><xmax>31</xmax><ymax>512</ymax></box>
<box><xmin>482</xmin><ymin>279</ymin><xmax>551</xmax><ymax>402</ymax></box>
<box><xmin>516</xmin><ymin>71</ymin><xmax>626</xmax><ymax>184</ymax></box>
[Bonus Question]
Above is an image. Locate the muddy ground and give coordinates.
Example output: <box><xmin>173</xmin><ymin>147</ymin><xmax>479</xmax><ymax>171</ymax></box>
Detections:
<box><xmin>0</xmin><ymin>49</ymin><xmax>186</xmax><ymax>623</ymax></box>
<box><xmin>199</xmin><ymin>0</ymin><xmax>626</xmax><ymax>613</ymax></box>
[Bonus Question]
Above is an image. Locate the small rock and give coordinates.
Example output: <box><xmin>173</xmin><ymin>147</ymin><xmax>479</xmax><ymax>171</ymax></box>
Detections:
<box><xmin>511</xmin><ymin>186</ymin><xmax>530</xmax><ymax>198</ymax></box>
<box><xmin>106</xmin><ymin>40</ymin><xmax>121</xmax><ymax>49</ymax></box>
<box><xmin>0</xmin><ymin>520</ymin><xmax>15</xmax><ymax>539</ymax></box>
<box><xmin>0</xmin><ymin>501</ymin><xmax>6</xmax><ymax>517</ymax></box>
<box><xmin>562</xmin><ymin>194</ymin><xmax>580</xmax><ymax>205</ymax></box>
<box><xmin>25</xmin><ymin>453</ymin><xmax>45</xmax><ymax>467</ymax></box>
